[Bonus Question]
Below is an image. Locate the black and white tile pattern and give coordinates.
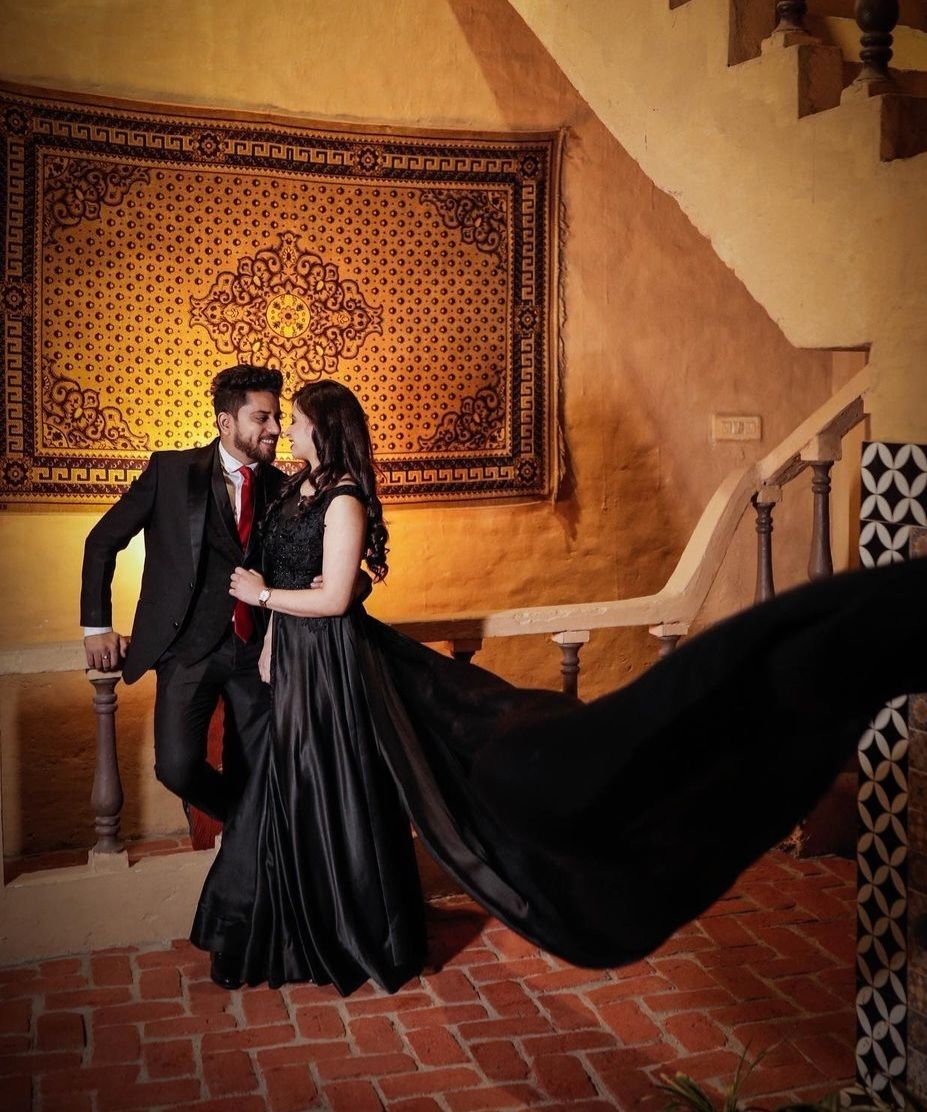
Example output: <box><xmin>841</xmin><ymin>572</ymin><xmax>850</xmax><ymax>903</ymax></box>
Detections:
<box><xmin>855</xmin><ymin>441</ymin><xmax>927</xmax><ymax>1101</ymax></box>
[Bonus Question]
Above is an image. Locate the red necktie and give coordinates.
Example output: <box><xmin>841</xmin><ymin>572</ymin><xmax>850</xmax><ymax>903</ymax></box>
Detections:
<box><xmin>233</xmin><ymin>466</ymin><xmax>255</xmax><ymax>642</ymax></box>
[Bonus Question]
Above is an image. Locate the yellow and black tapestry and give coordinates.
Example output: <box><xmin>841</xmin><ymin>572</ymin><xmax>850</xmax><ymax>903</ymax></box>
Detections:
<box><xmin>0</xmin><ymin>87</ymin><xmax>562</xmax><ymax>505</ymax></box>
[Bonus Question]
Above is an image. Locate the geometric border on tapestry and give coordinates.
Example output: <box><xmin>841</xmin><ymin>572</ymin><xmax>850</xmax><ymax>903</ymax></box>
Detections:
<box><xmin>0</xmin><ymin>83</ymin><xmax>563</xmax><ymax>507</ymax></box>
<box><xmin>854</xmin><ymin>441</ymin><xmax>927</xmax><ymax>1102</ymax></box>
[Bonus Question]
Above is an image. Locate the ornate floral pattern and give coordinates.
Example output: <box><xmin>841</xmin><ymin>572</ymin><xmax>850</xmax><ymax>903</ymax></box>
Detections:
<box><xmin>1</xmin><ymin>87</ymin><xmax>560</xmax><ymax>505</ymax></box>
<box><xmin>418</xmin><ymin>372</ymin><xmax>505</xmax><ymax>452</ymax></box>
<box><xmin>1</xmin><ymin>280</ymin><xmax>30</xmax><ymax>317</ymax></box>
<box><xmin>2</xmin><ymin>106</ymin><xmax>29</xmax><ymax>135</ymax></box>
<box><xmin>420</xmin><ymin>189</ymin><xmax>507</xmax><ymax>265</ymax></box>
<box><xmin>351</xmin><ymin>145</ymin><xmax>381</xmax><ymax>175</ymax></box>
<box><xmin>1</xmin><ymin>458</ymin><xmax>28</xmax><ymax>488</ymax></box>
<box><xmin>190</xmin><ymin>231</ymin><xmax>383</xmax><ymax>382</ymax></box>
<box><xmin>516</xmin><ymin>300</ymin><xmax>539</xmax><ymax>336</ymax></box>
<box><xmin>43</xmin><ymin>157</ymin><xmax>150</xmax><ymax>243</ymax></box>
<box><xmin>519</xmin><ymin>153</ymin><xmax>541</xmax><ymax>179</ymax></box>
<box><xmin>196</xmin><ymin>131</ymin><xmax>224</xmax><ymax>160</ymax></box>
<box><xmin>42</xmin><ymin>364</ymin><xmax>150</xmax><ymax>451</ymax></box>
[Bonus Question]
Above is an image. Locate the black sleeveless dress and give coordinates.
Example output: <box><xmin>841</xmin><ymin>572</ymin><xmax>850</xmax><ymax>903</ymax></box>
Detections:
<box><xmin>192</xmin><ymin>484</ymin><xmax>927</xmax><ymax>993</ymax></box>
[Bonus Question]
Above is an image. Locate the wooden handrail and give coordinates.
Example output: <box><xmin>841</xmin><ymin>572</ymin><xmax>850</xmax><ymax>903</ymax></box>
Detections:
<box><xmin>394</xmin><ymin>365</ymin><xmax>870</xmax><ymax>642</ymax></box>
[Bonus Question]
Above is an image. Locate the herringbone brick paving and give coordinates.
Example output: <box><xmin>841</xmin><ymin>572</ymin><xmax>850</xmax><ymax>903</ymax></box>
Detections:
<box><xmin>0</xmin><ymin>849</ymin><xmax>856</xmax><ymax>1110</ymax></box>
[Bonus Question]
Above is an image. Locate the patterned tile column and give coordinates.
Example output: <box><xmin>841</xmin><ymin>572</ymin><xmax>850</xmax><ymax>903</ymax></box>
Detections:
<box><xmin>906</xmin><ymin>525</ymin><xmax>927</xmax><ymax>1096</ymax></box>
<box><xmin>855</xmin><ymin>443</ymin><xmax>927</xmax><ymax>1102</ymax></box>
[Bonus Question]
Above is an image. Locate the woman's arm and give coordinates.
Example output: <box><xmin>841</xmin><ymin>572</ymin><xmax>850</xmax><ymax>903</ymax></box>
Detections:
<box><xmin>230</xmin><ymin>495</ymin><xmax>367</xmax><ymax>619</ymax></box>
<box><xmin>259</xmin><ymin>613</ymin><xmax>273</xmax><ymax>683</ymax></box>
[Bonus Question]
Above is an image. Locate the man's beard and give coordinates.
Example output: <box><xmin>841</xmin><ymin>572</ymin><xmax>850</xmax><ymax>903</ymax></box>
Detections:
<box><xmin>234</xmin><ymin>431</ymin><xmax>277</xmax><ymax>464</ymax></box>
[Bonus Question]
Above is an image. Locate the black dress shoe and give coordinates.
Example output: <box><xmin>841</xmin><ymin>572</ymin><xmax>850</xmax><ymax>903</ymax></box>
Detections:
<box><xmin>210</xmin><ymin>951</ymin><xmax>243</xmax><ymax>990</ymax></box>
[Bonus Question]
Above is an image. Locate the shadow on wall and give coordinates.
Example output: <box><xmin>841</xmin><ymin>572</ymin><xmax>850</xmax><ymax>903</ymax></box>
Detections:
<box><xmin>446</xmin><ymin>0</ymin><xmax>834</xmax><ymax>612</ymax></box>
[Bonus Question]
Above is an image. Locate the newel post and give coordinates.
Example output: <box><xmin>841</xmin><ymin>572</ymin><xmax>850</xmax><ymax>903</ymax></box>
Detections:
<box><xmin>88</xmin><ymin>669</ymin><xmax>124</xmax><ymax>854</ymax></box>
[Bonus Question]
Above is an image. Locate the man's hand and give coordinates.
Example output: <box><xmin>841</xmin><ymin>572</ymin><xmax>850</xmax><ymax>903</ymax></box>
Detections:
<box><xmin>84</xmin><ymin>631</ymin><xmax>129</xmax><ymax>671</ymax></box>
<box><xmin>229</xmin><ymin>566</ymin><xmax>267</xmax><ymax>604</ymax></box>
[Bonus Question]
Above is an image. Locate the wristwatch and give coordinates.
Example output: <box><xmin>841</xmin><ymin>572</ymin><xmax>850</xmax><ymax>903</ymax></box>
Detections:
<box><xmin>258</xmin><ymin>588</ymin><xmax>272</xmax><ymax>609</ymax></box>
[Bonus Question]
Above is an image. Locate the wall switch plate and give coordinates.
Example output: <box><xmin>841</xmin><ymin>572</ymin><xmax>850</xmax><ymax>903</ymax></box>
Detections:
<box><xmin>712</xmin><ymin>414</ymin><xmax>762</xmax><ymax>442</ymax></box>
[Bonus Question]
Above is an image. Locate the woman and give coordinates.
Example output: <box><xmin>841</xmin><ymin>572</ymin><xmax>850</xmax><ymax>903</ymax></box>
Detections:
<box><xmin>193</xmin><ymin>380</ymin><xmax>927</xmax><ymax>993</ymax></box>
<box><xmin>193</xmin><ymin>380</ymin><xmax>429</xmax><ymax>993</ymax></box>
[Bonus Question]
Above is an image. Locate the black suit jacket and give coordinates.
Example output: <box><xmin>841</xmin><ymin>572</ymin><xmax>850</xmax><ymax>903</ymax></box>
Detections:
<box><xmin>80</xmin><ymin>441</ymin><xmax>287</xmax><ymax>684</ymax></box>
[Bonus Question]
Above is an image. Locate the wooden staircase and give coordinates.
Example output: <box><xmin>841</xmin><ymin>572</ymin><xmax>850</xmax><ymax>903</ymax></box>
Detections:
<box><xmin>506</xmin><ymin>0</ymin><xmax>927</xmax><ymax>441</ymax></box>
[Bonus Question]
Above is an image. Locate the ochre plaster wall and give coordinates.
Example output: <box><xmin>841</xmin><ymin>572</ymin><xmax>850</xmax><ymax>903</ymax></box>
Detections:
<box><xmin>509</xmin><ymin>0</ymin><xmax>926</xmax><ymax>443</ymax></box>
<box><xmin>0</xmin><ymin>0</ymin><xmax>835</xmax><ymax>854</ymax></box>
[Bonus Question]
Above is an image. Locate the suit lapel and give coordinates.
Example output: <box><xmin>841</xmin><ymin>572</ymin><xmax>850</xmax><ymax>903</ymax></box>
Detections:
<box><xmin>188</xmin><ymin>442</ymin><xmax>215</xmax><ymax>575</ymax></box>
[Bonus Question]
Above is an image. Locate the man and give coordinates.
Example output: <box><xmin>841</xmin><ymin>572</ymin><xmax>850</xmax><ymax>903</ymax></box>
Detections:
<box><xmin>81</xmin><ymin>366</ymin><xmax>286</xmax><ymax>933</ymax></box>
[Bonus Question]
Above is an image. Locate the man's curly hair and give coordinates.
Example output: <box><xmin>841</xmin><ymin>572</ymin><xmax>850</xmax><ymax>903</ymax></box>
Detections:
<box><xmin>210</xmin><ymin>365</ymin><xmax>283</xmax><ymax>417</ymax></box>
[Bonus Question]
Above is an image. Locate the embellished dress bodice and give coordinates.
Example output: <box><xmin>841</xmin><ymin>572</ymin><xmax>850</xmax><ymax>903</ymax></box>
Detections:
<box><xmin>263</xmin><ymin>485</ymin><xmax>362</xmax><ymax>590</ymax></box>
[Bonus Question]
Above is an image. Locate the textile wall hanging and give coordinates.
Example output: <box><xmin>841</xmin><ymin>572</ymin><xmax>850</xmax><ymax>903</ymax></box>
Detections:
<box><xmin>0</xmin><ymin>85</ymin><xmax>563</xmax><ymax>506</ymax></box>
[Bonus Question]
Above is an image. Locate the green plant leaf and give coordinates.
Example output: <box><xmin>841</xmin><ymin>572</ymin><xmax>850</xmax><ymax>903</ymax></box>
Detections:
<box><xmin>657</xmin><ymin>1071</ymin><xmax>720</xmax><ymax>1112</ymax></box>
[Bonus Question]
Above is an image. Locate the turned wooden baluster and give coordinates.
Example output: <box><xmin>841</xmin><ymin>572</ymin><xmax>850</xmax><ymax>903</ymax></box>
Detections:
<box><xmin>808</xmin><ymin>461</ymin><xmax>836</xmax><ymax>580</ymax></box>
<box><xmin>801</xmin><ymin>432</ymin><xmax>840</xmax><ymax>582</ymax></box>
<box><xmin>753</xmin><ymin>486</ymin><xmax>781</xmax><ymax>604</ymax></box>
<box><xmin>551</xmin><ymin>630</ymin><xmax>590</xmax><ymax>698</ymax></box>
<box><xmin>853</xmin><ymin>0</ymin><xmax>900</xmax><ymax>89</ymax></box>
<box><xmin>773</xmin><ymin>1</ymin><xmax>809</xmax><ymax>36</ymax></box>
<box><xmin>450</xmin><ymin>638</ymin><xmax>482</xmax><ymax>664</ymax></box>
<box><xmin>88</xmin><ymin>670</ymin><xmax>124</xmax><ymax>854</ymax></box>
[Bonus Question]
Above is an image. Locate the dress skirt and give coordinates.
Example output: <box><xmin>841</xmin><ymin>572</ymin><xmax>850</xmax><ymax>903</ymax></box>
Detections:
<box><xmin>192</xmin><ymin>557</ymin><xmax>927</xmax><ymax>992</ymax></box>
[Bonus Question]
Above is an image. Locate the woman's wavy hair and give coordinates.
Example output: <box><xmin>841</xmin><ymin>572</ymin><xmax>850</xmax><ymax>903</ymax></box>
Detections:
<box><xmin>285</xmin><ymin>380</ymin><xmax>389</xmax><ymax>582</ymax></box>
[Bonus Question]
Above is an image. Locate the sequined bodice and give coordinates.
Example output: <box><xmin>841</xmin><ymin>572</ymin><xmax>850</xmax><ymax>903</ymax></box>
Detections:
<box><xmin>263</xmin><ymin>485</ymin><xmax>363</xmax><ymax>590</ymax></box>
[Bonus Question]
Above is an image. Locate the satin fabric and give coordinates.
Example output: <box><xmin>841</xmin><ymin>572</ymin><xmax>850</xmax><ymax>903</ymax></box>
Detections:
<box><xmin>192</xmin><ymin>498</ymin><xmax>926</xmax><ymax>991</ymax></box>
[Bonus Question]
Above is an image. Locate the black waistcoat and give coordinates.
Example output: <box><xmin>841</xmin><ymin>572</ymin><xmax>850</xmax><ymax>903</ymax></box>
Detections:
<box><xmin>171</xmin><ymin>464</ymin><xmax>258</xmax><ymax>662</ymax></box>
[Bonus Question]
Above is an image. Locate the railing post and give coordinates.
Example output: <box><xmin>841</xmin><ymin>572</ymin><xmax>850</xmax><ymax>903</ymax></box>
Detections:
<box><xmin>648</xmin><ymin>621</ymin><xmax>690</xmax><ymax>659</ymax></box>
<box><xmin>763</xmin><ymin>1</ymin><xmax>817</xmax><ymax>50</ymax></box>
<box><xmin>772</xmin><ymin>2</ymin><xmax>810</xmax><ymax>38</ymax></box>
<box><xmin>551</xmin><ymin>631</ymin><xmax>590</xmax><ymax>699</ymax></box>
<box><xmin>847</xmin><ymin>0</ymin><xmax>899</xmax><ymax>95</ymax></box>
<box><xmin>753</xmin><ymin>485</ymin><xmax>781</xmax><ymax>604</ymax></box>
<box><xmin>88</xmin><ymin>669</ymin><xmax>124</xmax><ymax>854</ymax></box>
<box><xmin>801</xmin><ymin>432</ymin><xmax>841</xmax><ymax>582</ymax></box>
<box><xmin>449</xmin><ymin>638</ymin><xmax>482</xmax><ymax>664</ymax></box>
<box><xmin>808</xmin><ymin>462</ymin><xmax>835</xmax><ymax>580</ymax></box>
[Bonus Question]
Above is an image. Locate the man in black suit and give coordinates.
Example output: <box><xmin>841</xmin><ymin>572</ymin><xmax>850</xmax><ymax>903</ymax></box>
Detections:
<box><xmin>81</xmin><ymin>364</ymin><xmax>286</xmax><ymax>826</ymax></box>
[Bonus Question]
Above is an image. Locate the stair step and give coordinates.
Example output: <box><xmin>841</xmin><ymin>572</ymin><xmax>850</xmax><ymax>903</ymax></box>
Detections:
<box><xmin>880</xmin><ymin>92</ymin><xmax>927</xmax><ymax>160</ymax></box>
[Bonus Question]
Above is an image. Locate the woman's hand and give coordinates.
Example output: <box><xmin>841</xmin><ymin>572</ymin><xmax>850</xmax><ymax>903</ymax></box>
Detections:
<box><xmin>259</xmin><ymin>630</ymin><xmax>273</xmax><ymax>684</ymax></box>
<box><xmin>229</xmin><ymin>566</ymin><xmax>266</xmax><ymax>605</ymax></box>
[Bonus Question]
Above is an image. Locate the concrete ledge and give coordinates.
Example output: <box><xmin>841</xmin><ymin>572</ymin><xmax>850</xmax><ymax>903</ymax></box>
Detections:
<box><xmin>0</xmin><ymin>847</ymin><xmax>215</xmax><ymax>965</ymax></box>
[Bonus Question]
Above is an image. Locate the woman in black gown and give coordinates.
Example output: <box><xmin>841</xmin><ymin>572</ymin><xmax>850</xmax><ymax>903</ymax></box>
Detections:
<box><xmin>192</xmin><ymin>380</ymin><xmax>927</xmax><ymax>994</ymax></box>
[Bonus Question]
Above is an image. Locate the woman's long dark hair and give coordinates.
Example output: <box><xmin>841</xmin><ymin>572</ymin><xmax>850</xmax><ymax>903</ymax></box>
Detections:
<box><xmin>286</xmin><ymin>380</ymin><xmax>389</xmax><ymax>582</ymax></box>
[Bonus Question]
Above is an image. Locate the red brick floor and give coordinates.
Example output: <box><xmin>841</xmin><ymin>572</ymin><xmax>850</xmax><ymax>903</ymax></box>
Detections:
<box><xmin>0</xmin><ymin>849</ymin><xmax>856</xmax><ymax>1111</ymax></box>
